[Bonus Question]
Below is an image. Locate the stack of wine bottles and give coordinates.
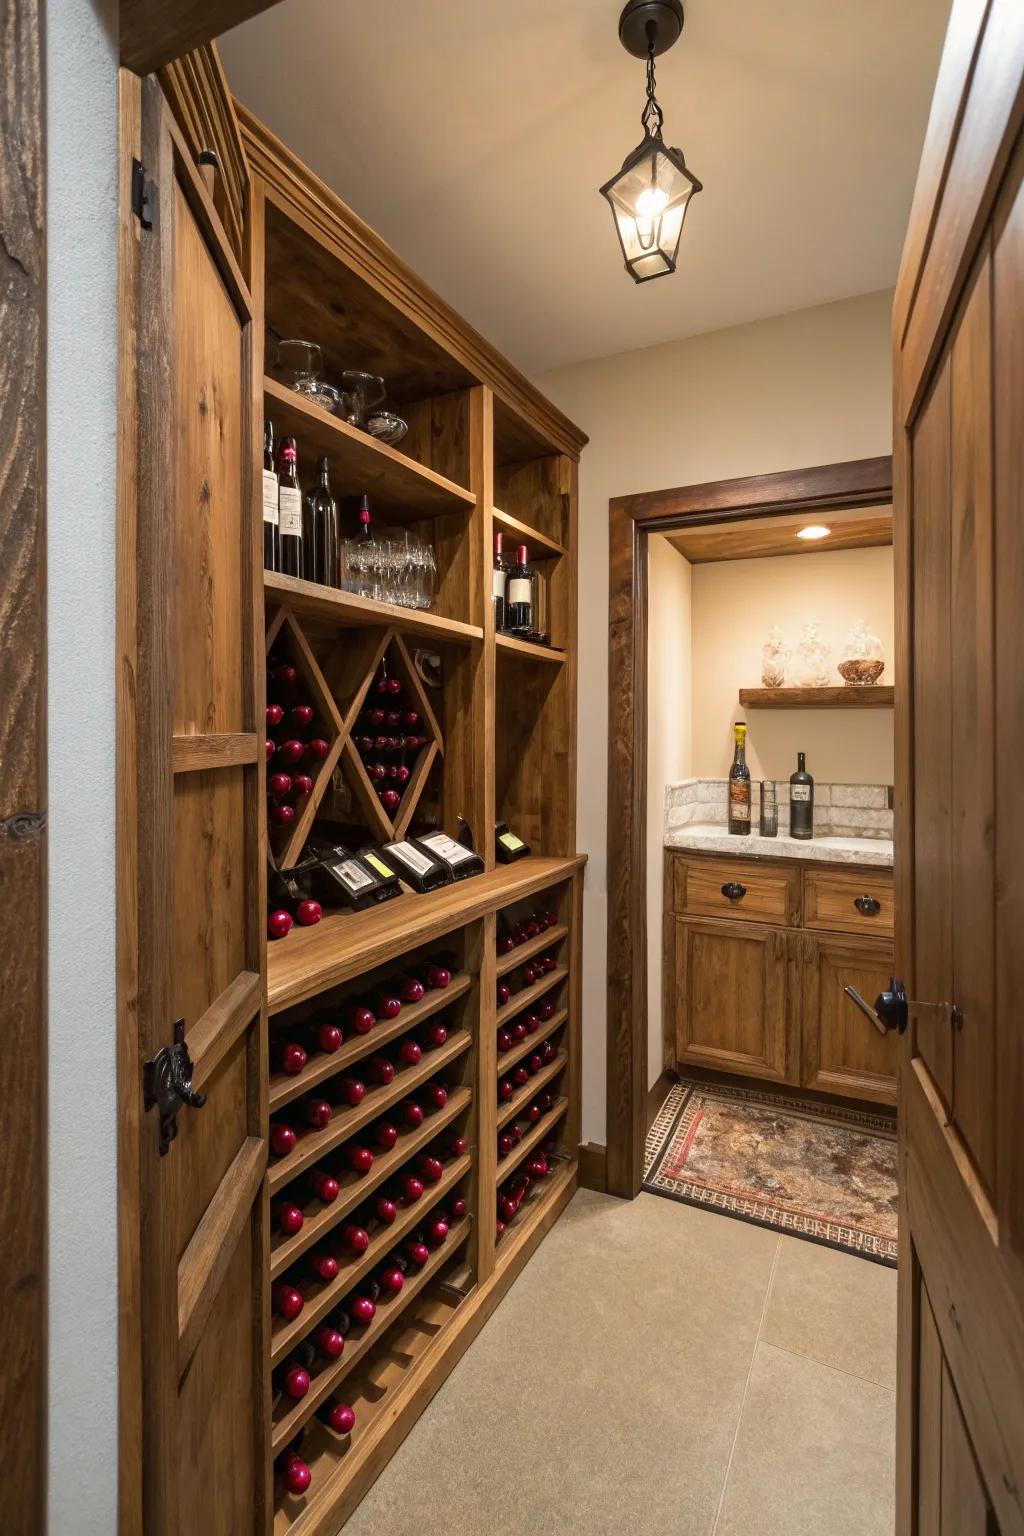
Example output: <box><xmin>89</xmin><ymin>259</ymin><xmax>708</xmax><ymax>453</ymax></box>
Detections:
<box><xmin>351</xmin><ymin>655</ymin><xmax>431</xmax><ymax>818</ymax></box>
<box><xmin>265</xmin><ymin>658</ymin><xmax>332</xmax><ymax>835</ymax></box>
<box><xmin>495</xmin><ymin>906</ymin><xmax>559</xmax><ymax>957</ymax></box>
<box><xmin>496</xmin><ymin>1143</ymin><xmax>556</xmax><ymax>1239</ymax></box>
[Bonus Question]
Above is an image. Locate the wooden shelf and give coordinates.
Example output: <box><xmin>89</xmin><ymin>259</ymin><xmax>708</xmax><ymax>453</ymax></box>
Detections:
<box><xmin>496</xmin><ymin>923</ymin><xmax>568</xmax><ymax>977</ymax></box>
<box><xmin>492</xmin><ymin>505</ymin><xmax>566</xmax><ymax>561</ymax></box>
<box><xmin>269</xmin><ymin>1088</ymin><xmax>472</xmax><ymax>1279</ymax></box>
<box><xmin>264</xmin><ymin>571</ymin><xmax>483</xmax><ymax>646</ymax></box>
<box><xmin>264</xmin><ymin>378</ymin><xmax>477</xmax><ymax>524</ymax></box>
<box><xmin>497</xmin><ymin>1008</ymin><xmax>567</xmax><ymax>1074</ymax></box>
<box><xmin>270</xmin><ymin>1153</ymin><xmax>471</xmax><ymax>1366</ymax></box>
<box><xmin>268</xmin><ymin>857</ymin><xmax>586</xmax><ymax>1014</ymax></box>
<box><xmin>495</xmin><ymin>632</ymin><xmax>567</xmax><ymax>666</ymax></box>
<box><xmin>269</xmin><ymin>974</ymin><xmax>472</xmax><ymax>1112</ymax></box>
<box><xmin>495</xmin><ymin>1098</ymin><xmax>568</xmax><ymax>1185</ymax></box>
<box><xmin>268</xmin><ymin>1030</ymin><xmax>472</xmax><ymax>1195</ymax></box>
<box><xmin>497</xmin><ymin>1052</ymin><xmax>569</xmax><ymax>1130</ymax></box>
<box><xmin>271</xmin><ymin>1215</ymin><xmax>472</xmax><ymax>1452</ymax></box>
<box><xmin>496</xmin><ymin>965</ymin><xmax>569</xmax><ymax>1029</ymax></box>
<box><xmin>739</xmin><ymin>686</ymin><xmax>894</xmax><ymax>709</ymax></box>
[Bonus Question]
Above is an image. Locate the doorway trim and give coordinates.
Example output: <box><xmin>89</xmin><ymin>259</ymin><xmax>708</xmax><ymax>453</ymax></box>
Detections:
<box><xmin>605</xmin><ymin>455</ymin><xmax>894</xmax><ymax>1199</ymax></box>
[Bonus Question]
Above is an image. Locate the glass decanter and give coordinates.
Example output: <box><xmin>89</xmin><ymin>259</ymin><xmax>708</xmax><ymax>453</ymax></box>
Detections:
<box><xmin>838</xmin><ymin>618</ymin><xmax>885</xmax><ymax>685</ymax></box>
<box><xmin>761</xmin><ymin>625</ymin><xmax>790</xmax><ymax>688</ymax></box>
<box><xmin>793</xmin><ymin>622</ymin><xmax>832</xmax><ymax>687</ymax></box>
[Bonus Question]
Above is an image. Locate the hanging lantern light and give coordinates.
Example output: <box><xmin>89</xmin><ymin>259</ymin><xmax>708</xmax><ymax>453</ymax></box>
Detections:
<box><xmin>600</xmin><ymin>0</ymin><xmax>702</xmax><ymax>283</ymax></box>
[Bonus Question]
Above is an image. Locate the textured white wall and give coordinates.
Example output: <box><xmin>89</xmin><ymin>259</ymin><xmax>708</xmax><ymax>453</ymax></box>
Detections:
<box><xmin>536</xmin><ymin>289</ymin><xmax>893</xmax><ymax>1144</ymax></box>
<box><xmin>46</xmin><ymin>0</ymin><xmax>120</xmax><ymax>1527</ymax></box>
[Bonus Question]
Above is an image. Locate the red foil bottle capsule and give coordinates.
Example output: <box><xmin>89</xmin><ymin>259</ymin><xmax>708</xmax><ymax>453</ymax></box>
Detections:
<box><xmin>278</xmin><ymin>1449</ymin><xmax>311</xmax><ymax>1496</ymax></box>
<box><xmin>309</xmin><ymin>1169</ymin><xmax>339</xmax><ymax>1204</ymax></box>
<box><xmin>304</xmin><ymin>1098</ymin><xmax>333</xmax><ymax>1129</ymax></box>
<box><xmin>396</xmin><ymin>1038</ymin><xmax>422</xmax><ymax>1067</ymax></box>
<box><xmin>319</xmin><ymin>1400</ymin><xmax>356</xmax><ymax>1434</ymax></box>
<box><xmin>269</xmin><ymin>1121</ymin><xmax>297</xmax><ymax>1158</ymax></box>
<box><xmin>344</xmin><ymin>1144</ymin><xmax>374</xmax><ymax>1175</ymax></box>
<box><xmin>339</xmin><ymin>1223</ymin><xmax>370</xmax><ymax>1255</ymax></box>
<box><xmin>314</xmin><ymin>1324</ymin><xmax>345</xmax><ymax>1360</ymax></box>
<box><xmin>271</xmin><ymin>1280</ymin><xmax>304</xmax><ymax>1321</ymax></box>
<box><xmin>273</xmin><ymin>1199</ymin><xmax>304</xmax><ymax>1236</ymax></box>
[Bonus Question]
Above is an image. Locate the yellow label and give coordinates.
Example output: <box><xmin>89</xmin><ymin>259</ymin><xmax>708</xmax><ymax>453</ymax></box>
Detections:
<box><xmin>364</xmin><ymin>853</ymin><xmax>394</xmax><ymax>878</ymax></box>
<box><xmin>499</xmin><ymin>831</ymin><xmax>525</xmax><ymax>851</ymax></box>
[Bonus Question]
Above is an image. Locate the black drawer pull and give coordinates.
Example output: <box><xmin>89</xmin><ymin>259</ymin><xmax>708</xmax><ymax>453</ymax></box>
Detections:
<box><xmin>721</xmin><ymin>881</ymin><xmax>747</xmax><ymax>902</ymax></box>
<box><xmin>854</xmin><ymin>894</ymin><xmax>881</xmax><ymax>917</ymax></box>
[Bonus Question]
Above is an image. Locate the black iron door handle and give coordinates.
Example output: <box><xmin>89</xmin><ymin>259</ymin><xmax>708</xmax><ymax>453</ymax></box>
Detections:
<box><xmin>844</xmin><ymin>978</ymin><xmax>909</xmax><ymax>1036</ymax></box>
<box><xmin>721</xmin><ymin>881</ymin><xmax>747</xmax><ymax>902</ymax></box>
<box><xmin>144</xmin><ymin>1017</ymin><xmax>206</xmax><ymax>1155</ymax></box>
<box><xmin>854</xmin><ymin>894</ymin><xmax>881</xmax><ymax>916</ymax></box>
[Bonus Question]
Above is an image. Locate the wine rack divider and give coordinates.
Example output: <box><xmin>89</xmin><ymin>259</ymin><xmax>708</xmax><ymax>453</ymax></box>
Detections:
<box><xmin>498</xmin><ymin>1007</ymin><xmax>569</xmax><ymax>1073</ymax></box>
<box><xmin>271</xmin><ymin>1217</ymin><xmax>474</xmax><ymax>1452</ymax></box>
<box><xmin>267</xmin><ymin>1030</ymin><xmax>472</xmax><ymax>1195</ymax></box>
<box><xmin>269</xmin><ymin>1087</ymin><xmax>473</xmax><ymax>1279</ymax></box>
<box><xmin>270</xmin><ymin>1153</ymin><xmax>472</xmax><ymax>1367</ymax></box>
<box><xmin>240</xmin><ymin>108</ymin><xmax>586</xmax><ymax>1536</ymax></box>
<box><xmin>496</xmin><ymin>921</ymin><xmax>569</xmax><ymax>975</ymax></box>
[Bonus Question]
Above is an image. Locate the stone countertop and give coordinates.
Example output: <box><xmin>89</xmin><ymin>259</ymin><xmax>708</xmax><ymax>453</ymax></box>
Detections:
<box><xmin>665</xmin><ymin>822</ymin><xmax>894</xmax><ymax>868</ymax></box>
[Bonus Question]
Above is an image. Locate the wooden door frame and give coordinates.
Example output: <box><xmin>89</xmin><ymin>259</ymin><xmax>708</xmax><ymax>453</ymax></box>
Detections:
<box><xmin>0</xmin><ymin>0</ymin><xmax>47</xmax><ymax>1527</ymax></box>
<box><xmin>605</xmin><ymin>455</ymin><xmax>893</xmax><ymax>1198</ymax></box>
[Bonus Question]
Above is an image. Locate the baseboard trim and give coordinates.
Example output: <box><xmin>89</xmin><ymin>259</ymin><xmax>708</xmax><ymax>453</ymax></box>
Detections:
<box><xmin>646</xmin><ymin>1068</ymin><xmax>678</xmax><ymax>1132</ymax></box>
<box><xmin>578</xmin><ymin>1142</ymin><xmax>607</xmax><ymax>1193</ymax></box>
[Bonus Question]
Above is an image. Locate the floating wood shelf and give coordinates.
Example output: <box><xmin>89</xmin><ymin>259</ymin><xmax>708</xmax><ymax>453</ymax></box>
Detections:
<box><xmin>267</xmin><ymin>857</ymin><xmax>586</xmax><ymax>1015</ymax></box>
<box><xmin>492</xmin><ymin>505</ymin><xmax>567</xmax><ymax>561</ymax></box>
<box><xmin>264</xmin><ymin>572</ymin><xmax>483</xmax><ymax>646</ymax></box>
<box><xmin>739</xmin><ymin>686</ymin><xmax>894</xmax><ymax>709</ymax></box>
<box><xmin>264</xmin><ymin>377</ymin><xmax>477</xmax><ymax>523</ymax></box>
<box><xmin>495</xmin><ymin>633</ymin><xmax>567</xmax><ymax>666</ymax></box>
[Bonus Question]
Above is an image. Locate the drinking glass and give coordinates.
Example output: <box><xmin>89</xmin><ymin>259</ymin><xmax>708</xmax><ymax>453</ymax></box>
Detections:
<box><xmin>759</xmin><ymin>781</ymin><xmax>778</xmax><ymax>838</ymax></box>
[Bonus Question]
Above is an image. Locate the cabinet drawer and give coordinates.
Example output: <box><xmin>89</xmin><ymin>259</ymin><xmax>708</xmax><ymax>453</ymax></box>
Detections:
<box><xmin>672</xmin><ymin>855</ymin><xmax>799</xmax><ymax>925</ymax></box>
<box><xmin>803</xmin><ymin>868</ymin><xmax>894</xmax><ymax>936</ymax></box>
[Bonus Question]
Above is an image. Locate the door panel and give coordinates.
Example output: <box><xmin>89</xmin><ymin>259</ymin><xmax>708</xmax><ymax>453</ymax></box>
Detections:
<box><xmin>895</xmin><ymin>4</ymin><xmax>1024</xmax><ymax>1527</ymax></box>
<box><xmin>129</xmin><ymin>73</ymin><xmax>267</xmax><ymax>1536</ymax></box>
<box><xmin>674</xmin><ymin>917</ymin><xmax>790</xmax><ymax>1082</ymax></box>
<box><xmin>801</xmin><ymin>933</ymin><xmax>897</xmax><ymax>1106</ymax></box>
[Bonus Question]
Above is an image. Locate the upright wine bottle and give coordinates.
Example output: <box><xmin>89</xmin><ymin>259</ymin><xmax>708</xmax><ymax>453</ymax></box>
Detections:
<box><xmin>492</xmin><ymin>530</ymin><xmax>509</xmax><ymax>630</ymax></box>
<box><xmin>278</xmin><ymin>436</ymin><xmax>303</xmax><ymax>578</ymax></box>
<box><xmin>303</xmin><ymin>456</ymin><xmax>339</xmax><ymax>588</ymax></box>
<box><xmin>728</xmin><ymin>721</ymin><xmax>751</xmax><ymax>835</ymax></box>
<box><xmin>505</xmin><ymin>544</ymin><xmax>533</xmax><ymax>633</ymax></box>
<box><xmin>263</xmin><ymin>420</ymin><xmax>279</xmax><ymax>573</ymax></box>
<box><xmin>341</xmin><ymin>494</ymin><xmax>372</xmax><ymax>594</ymax></box>
<box><xmin>789</xmin><ymin>751</ymin><xmax>814</xmax><ymax>839</ymax></box>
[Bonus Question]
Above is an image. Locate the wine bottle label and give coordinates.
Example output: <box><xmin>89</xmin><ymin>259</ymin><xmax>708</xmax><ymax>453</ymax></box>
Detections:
<box><xmin>791</xmin><ymin>784</ymin><xmax>811</xmax><ymax>802</ymax></box>
<box><xmin>508</xmin><ymin>577</ymin><xmax>531</xmax><ymax>605</ymax></box>
<box><xmin>279</xmin><ymin>485</ymin><xmax>303</xmax><ymax>538</ymax></box>
<box><xmin>419</xmin><ymin>831</ymin><xmax>475</xmax><ymax>866</ymax></box>
<box><xmin>492</xmin><ymin>569</ymin><xmax>506</xmax><ymax>598</ymax></box>
<box><xmin>386</xmin><ymin>841</ymin><xmax>435</xmax><ymax>877</ymax></box>
<box><xmin>729</xmin><ymin>799</ymin><xmax>750</xmax><ymax>822</ymax></box>
<box><xmin>328</xmin><ymin>857</ymin><xmax>373</xmax><ymax>893</ymax></box>
<box><xmin>262</xmin><ymin>469</ymin><xmax>279</xmax><ymax>525</ymax></box>
<box><xmin>499</xmin><ymin>830</ymin><xmax>525</xmax><ymax>851</ymax></box>
<box><xmin>363</xmin><ymin>852</ymin><xmax>396</xmax><ymax>879</ymax></box>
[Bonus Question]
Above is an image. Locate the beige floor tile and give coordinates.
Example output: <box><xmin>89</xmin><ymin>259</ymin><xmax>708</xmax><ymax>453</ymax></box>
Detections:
<box><xmin>761</xmin><ymin>1236</ymin><xmax>897</xmax><ymax>1389</ymax></box>
<box><xmin>713</xmin><ymin>1341</ymin><xmax>895</xmax><ymax>1536</ymax></box>
<box><xmin>340</xmin><ymin>1189</ymin><xmax>778</xmax><ymax>1536</ymax></box>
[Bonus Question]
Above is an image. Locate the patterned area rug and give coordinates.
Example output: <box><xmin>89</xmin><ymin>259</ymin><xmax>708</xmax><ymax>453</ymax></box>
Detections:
<box><xmin>644</xmin><ymin>1079</ymin><xmax>898</xmax><ymax>1266</ymax></box>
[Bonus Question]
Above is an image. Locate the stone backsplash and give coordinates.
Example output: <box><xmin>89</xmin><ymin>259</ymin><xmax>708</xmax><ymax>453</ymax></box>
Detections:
<box><xmin>665</xmin><ymin>778</ymin><xmax>893</xmax><ymax>840</ymax></box>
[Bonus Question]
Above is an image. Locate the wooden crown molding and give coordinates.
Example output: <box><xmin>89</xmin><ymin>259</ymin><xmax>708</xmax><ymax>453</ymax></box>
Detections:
<box><xmin>611</xmin><ymin>455</ymin><xmax>894</xmax><ymax>527</ymax></box>
<box><xmin>236</xmin><ymin>104</ymin><xmax>588</xmax><ymax>463</ymax></box>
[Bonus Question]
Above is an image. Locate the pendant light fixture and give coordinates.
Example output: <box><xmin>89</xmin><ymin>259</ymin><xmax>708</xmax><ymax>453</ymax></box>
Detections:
<box><xmin>600</xmin><ymin>0</ymin><xmax>702</xmax><ymax>283</ymax></box>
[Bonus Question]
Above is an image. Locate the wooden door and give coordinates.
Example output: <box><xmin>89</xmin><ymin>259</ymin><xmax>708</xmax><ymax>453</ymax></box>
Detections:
<box><xmin>894</xmin><ymin>2</ymin><xmax>1024</xmax><ymax>1529</ymax></box>
<box><xmin>800</xmin><ymin>933</ymin><xmax>897</xmax><ymax>1106</ymax></box>
<box><xmin>674</xmin><ymin>918</ymin><xmax>791</xmax><ymax>1083</ymax></box>
<box><xmin>121</xmin><ymin>74</ymin><xmax>267</xmax><ymax>1536</ymax></box>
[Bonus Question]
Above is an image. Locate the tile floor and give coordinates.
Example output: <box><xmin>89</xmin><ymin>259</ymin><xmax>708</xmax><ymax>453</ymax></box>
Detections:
<box><xmin>340</xmin><ymin>1189</ymin><xmax>896</xmax><ymax>1535</ymax></box>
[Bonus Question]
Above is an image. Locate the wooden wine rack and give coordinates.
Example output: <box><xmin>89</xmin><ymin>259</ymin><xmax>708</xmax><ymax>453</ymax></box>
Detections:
<box><xmin>241</xmin><ymin>105</ymin><xmax>588</xmax><ymax>1535</ymax></box>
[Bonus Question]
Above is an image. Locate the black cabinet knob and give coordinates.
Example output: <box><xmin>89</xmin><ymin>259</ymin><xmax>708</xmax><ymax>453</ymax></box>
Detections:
<box><xmin>854</xmin><ymin>894</ymin><xmax>881</xmax><ymax>916</ymax></box>
<box><xmin>721</xmin><ymin>881</ymin><xmax>747</xmax><ymax>902</ymax></box>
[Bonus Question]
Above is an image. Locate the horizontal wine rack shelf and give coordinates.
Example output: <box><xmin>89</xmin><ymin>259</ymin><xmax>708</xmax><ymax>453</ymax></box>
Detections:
<box><xmin>264</xmin><ymin>570</ymin><xmax>484</xmax><ymax>646</ymax></box>
<box><xmin>498</xmin><ymin>1008</ymin><xmax>568</xmax><ymax>1073</ymax></box>
<box><xmin>496</xmin><ymin>965</ymin><xmax>569</xmax><ymax>1028</ymax></box>
<box><xmin>495</xmin><ymin>632</ymin><xmax>567</xmax><ymax>666</ymax></box>
<box><xmin>495</xmin><ymin>1098</ymin><xmax>568</xmax><ymax>1185</ymax></box>
<box><xmin>497</xmin><ymin>1052</ymin><xmax>569</xmax><ymax>1129</ymax></box>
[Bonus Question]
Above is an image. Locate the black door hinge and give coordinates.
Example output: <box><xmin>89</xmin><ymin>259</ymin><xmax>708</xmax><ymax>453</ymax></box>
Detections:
<box><xmin>132</xmin><ymin>158</ymin><xmax>153</xmax><ymax>230</ymax></box>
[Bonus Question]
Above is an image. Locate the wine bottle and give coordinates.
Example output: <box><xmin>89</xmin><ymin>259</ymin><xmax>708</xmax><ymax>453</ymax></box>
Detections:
<box><xmin>303</xmin><ymin>456</ymin><xmax>339</xmax><ymax>589</ymax></box>
<box><xmin>263</xmin><ymin>420</ymin><xmax>279</xmax><ymax>573</ymax></box>
<box><xmin>504</xmin><ymin>544</ymin><xmax>534</xmax><ymax>633</ymax></box>
<box><xmin>318</xmin><ymin>1400</ymin><xmax>356</xmax><ymax>1434</ymax></box>
<box><xmin>492</xmin><ymin>530</ymin><xmax>509</xmax><ymax>630</ymax></box>
<box><xmin>728</xmin><ymin>721</ymin><xmax>752</xmax><ymax>836</ymax></box>
<box><xmin>341</xmin><ymin>495</ymin><xmax>372</xmax><ymax>594</ymax></box>
<box><xmin>277</xmin><ymin>437</ymin><xmax>303</xmax><ymax>578</ymax></box>
<box><xmin>789</xmin><ymin>751</ymin><xmax>814</xmax><ymax>839</ymax></box>
<box><xmin>277</xmin><ymin>1448</ymin><xmax>311</xmax><ymax>1495</ymax></box>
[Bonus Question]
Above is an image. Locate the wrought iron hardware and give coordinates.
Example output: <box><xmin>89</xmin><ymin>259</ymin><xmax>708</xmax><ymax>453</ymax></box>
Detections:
<box><xmin>144</xmin><ymin>1017</ymin><xmax>206</xmax><ymax>1155</ymax></box>
<box><xmin>721</xmin><ymin>881</ymin><xmax>747</xmax><ymax>902</ymax></box>
<box><xmin>854</xmin><ymin>894</ymin><xmax>881</xmax><ymax>916</ymax></box>
<box><xmin>844</xmin><ymin>978</ymin><xmax>909</xmax><ymax>1037</ymax></box>
<box><xmin>131</xmin><ymin>158</ymin><xmax>153</xmax><ymax>229</ymax></box>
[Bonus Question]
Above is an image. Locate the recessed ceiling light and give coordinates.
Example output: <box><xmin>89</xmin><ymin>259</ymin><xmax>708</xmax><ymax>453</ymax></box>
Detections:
<box><xmin>796</xmin><ymin>525</ymin><xmax>831</xmax><ymax>541</ymax></box>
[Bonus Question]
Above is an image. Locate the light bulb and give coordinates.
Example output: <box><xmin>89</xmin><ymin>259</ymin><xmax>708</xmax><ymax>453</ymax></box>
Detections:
<box><xmin>796</xmin><ymin>525</ymin><xmax>832</xmax><ymax>541</ymax></box>
<box><xmin>635</xmin><ymin>186</ymin><xmax>669</xmax><ymax>219</ymax></box>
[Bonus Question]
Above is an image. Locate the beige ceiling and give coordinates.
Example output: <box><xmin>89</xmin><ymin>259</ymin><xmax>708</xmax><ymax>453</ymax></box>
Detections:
<box><xmin>219</xmin><ymin>0</ymin><xmax>951</xmax><ymax>376</ymax></box>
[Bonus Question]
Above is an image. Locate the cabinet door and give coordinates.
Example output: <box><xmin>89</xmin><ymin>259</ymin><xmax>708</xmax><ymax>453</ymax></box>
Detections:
<box><xmin>800</xmin><ymin>932</ymin><xmax>897</xmax><ymax>1105</ymax></box>
<box><xmin>674</xmin><ymin>918</ymin><xmax>791</xmax><ymax>1083</ymax></box>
